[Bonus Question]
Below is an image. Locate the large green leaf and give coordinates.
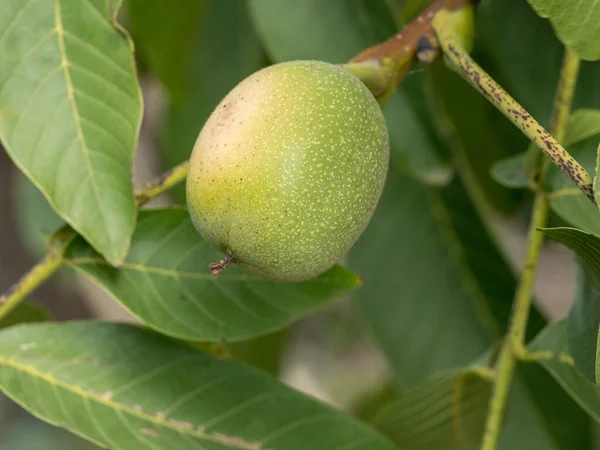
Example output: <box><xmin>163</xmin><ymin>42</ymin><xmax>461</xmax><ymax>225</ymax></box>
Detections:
<box><xmin>349</xmin><ymin>173</ymin><xmax>493</xmax><ymax>385</ymax></box>
<box><xmin>248</xmin><ymin>0</ymin><xmax>453</xmax><ymax>187</ymax></box>
<box><xmin>529</xmin><ymin>319</ymin><xmax>600</xmax><ymax>422</ymax></box>
<box><xmin>0</xmin><ymin>321</ymin><xmax>397</xmax><ymax>450</ymax></box>
<box><xmin>348</xmin><ymin>169</ymin><xmax>591</xmax><ymax>448</ymax></box>
<box><xmin>477</xmin><ymin>0</ymin><xmax>600</xmax><ymax>127</ymax></box>
<box><xmin>250</xmin><ymin>0</ymin><xmax>396</xmax><ymax>63</ymax></box>
<box><xmin>228</xmin><ymin>330</ymin><xmax>287</xmax><ymax>377</ymax></box>
<box><xmin>526</xmin><ymin>0</ymin><xmax>600</xmax><ymax>61</ymax></box>
<box><xmin>541</xmin><ymin>227</ymin><xmax>600</xmax><ymax>384</ymax></box>
<box><xmin>63</xmin><ymin>208</ymin><xmax>360</xmax><ymax>342</ymax></box>
<box><xmin>161</xmin><ymin>0</ymin><xmax>266</xmax><ymax>202</ymax></box>
<box><xmin>571</xmin><ymin>260</ymin><xmax>600</xmax><ymax>386</ymax></box>
<box><xmin>372</xmin><ymin>368</ymin><xmax>491</xmax><ymax>449</ymax></box>
<box><xmin>125</xmin><ymin>0</ymin><xmax>206</xmax><ymax>101</ymax></box>
<box><xmin>0</xmin><ymin>0</ymin><xmax>142</xmax><ymax>265</ymax></box>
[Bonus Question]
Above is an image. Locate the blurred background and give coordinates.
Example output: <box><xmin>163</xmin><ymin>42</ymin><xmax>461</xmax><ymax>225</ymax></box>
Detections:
<box><xmin>0</xmin><ymin>0</ymin><xmax>586</xmax><ymax>447</ymax></box>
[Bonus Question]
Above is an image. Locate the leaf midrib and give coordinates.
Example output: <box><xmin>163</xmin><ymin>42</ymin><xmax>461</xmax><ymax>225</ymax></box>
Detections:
<box><xmin>65</xmin><ymin>257</ymin><xmax>353</xmax><ymax>285</ymax></box>
<box><xmin>54</xmin><ymin>0</ymin><xmax>111</xmax><ymax>248</ymax></box>
<box><xmin>0</xmin><ymin>355</ymin><xmax>264</xmax><ymax>449</ymax></box>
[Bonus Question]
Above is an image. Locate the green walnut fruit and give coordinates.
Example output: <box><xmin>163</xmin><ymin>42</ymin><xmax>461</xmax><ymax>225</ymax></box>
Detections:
<box><xmin>186</xmin><ymin>60</ymin><xmax>389</xmax><ymax>282</ymax></box>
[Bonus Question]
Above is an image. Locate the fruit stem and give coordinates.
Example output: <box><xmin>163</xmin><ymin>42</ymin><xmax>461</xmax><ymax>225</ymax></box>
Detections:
<box><xmin>431</xmin><ymin>10</ymin><xmax>596</xmax><ymax>205</ymax></box>
<box><xmin>478</xmin><ymin>48</ymin><xmax>580</xmax><ymax>450</ymax></box>
<box><xmin>342</xmin><ymin>0</ymin><xmax>477</xmax><ymax>103</ymax></box>
<box><xmin>0</xmin><ymin>161</ymin><xmax>191</xmax><ymax>321</ymax></box>
<box><xmin>209</xmin><ymin>252</ymin><xmax>233</xmax><ymax>277</ymax></box>
<box><xmin>135</xmin><ymin>160</ymin><xmax>190</xmax><ymax>206</ymax></box>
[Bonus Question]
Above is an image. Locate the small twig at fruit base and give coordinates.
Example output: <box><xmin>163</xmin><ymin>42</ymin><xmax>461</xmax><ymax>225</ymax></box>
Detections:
<box><xmin>344</xmin><ymin>0</ymin><xmax>477</xmax><ymax>103</ymax></box>
<box><xmin>0</xmin><ymin>161</ymin><xmax>191</xmax><ymax>321</ymax></box>
<box><xmin>476</xmin><ymin>49</ymin><xmax>581</xmax><ymax>450</ymax></box>
<box><xmin>209</xmin><ymin>252</ymin><xmax>233</xmax><ymax>277</ymax></box>
<box><xmin>431</xmin><ymin>10</ymin><xmax>596</xmax><ymax>206</ymax></box>
<box><xmin>135</xmin><ymin>160</ymin><xmax>189</xmax><ymax>206</ymax></box>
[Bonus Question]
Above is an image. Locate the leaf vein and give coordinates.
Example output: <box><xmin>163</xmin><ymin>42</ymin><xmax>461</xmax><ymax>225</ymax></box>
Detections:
<box><xmin>0</xmin><ymin>357</ymin><xmax>271</xmax><ymax>447</ymax></box>
<box><xmin>0</xmin><ymin>0</ymin><xmax>37</xmax><ymax>50</ymax></box>
<box><xmin>73</xmin><ymin>87</ymin><xmax>136</xmax><ymax>132</ymax></box>
<box><xmin>63</xmin><ymin>29</ymin><xmax>132</xmax><ymax>79</ymax></box>
<box><xmin>0</xmin><ymin>29</ymin><xmax>57</xmax><ymax>100</ymax></box>
<box><xmin>55</xmin><ymin>0</ymin><xmax>111</xmax><ymax>250</ymax></box>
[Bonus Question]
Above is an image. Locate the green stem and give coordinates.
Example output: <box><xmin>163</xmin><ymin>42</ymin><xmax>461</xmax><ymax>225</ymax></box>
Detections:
<box><xmin>343</xmin><ymin>0</ymin><xmax>476</xmax><ymax>103</ymax></box>
<box><xmin>480</xmin><ymin>194</ymin><xmax>550</xmax><ymax>450</ymax></box>
<box><xmin>0</xmin><ymin>160</ymin><xmax>191</xmax><ymax>320</ymax></box>
<box><xmin>135</xmin><ymin>160</ymin><xmax>189</xmax><ymax>206</ymax></box>
<box><xmin>431</xmin><ymin>11</ymin><xmax>595</xmax><ymax>205</ymax></box>
<box><xmin>479</xmin><ymin>48</ymin><xmax>581</xmax><ymax>450</ymax></box>
<box><xmin>0</xmin><ymin>245</ymin><xmax>64</xmax><ymax>321</ymax></box>
<box><xmin>518</xmin><ymin>350</ymin><xmax>574</xmax><ymax>365</ymax></box>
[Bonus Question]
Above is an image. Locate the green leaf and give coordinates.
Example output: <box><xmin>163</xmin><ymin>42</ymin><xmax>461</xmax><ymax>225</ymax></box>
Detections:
<box><xmin>250</xmin><ymin>0</ymin><xmax>396</xmax><ymax>63</ymax></box>
<box><xmin>490</xmin><ymin>153</ymin><xmax>529</xmax><ymax>189</ymax></box>
<box><xmin>529</xmin><ymin>319</ymin><xmax>600</xmax><ymax>421</ymax></box>
<box><xmin>161</xmin><ymin>0</ymin><xmax>266</xmax><ymax>203</ymax></box>
<box><xmin>0</xmin><ymin>0</ymin><xmax>142</xmax><ymax>265</ymax></box>
<box><xmin>571</xmin><ymin>260</ymin><xmax>600</xmax><ymax>386</ymax></box>
<box><xmin>0</xmin><ymin>302</ymin><xmax>51</xmax><ymax>329</ymax></box>
<box><xmin>248</xmin><ymin>0</ymin><xmax>453</xmax><ymax>187</ymax></box>
<box><xmin>545</xmin><ymin>135</ymin><xmax>600</xmax><ymax>234</ymax></box>
<box><xmin>541</xmin><ymin>226</ymin><xmax>600</xmax><ymax>384</ymax></box>
<box><xmin>349</xmin><ymin>173</ymin><xmax>494</xmax><ymax>386</ymax></box>
<box><xmin>125</xmin><ymin>0</ymin><xmax>206</xmax><ymax>101</ymax></box>
<box><xmin>64</xmin><ymin>208</ymin><xmax>360</xmax><ymax>342</ymax></box>
<box><xmin>477</xmin><ymin>0</ymin><xmax>600</xmax><ymax>127</ymax></box>
<box><xmin>526</xmin><ymin>0</ymin><xmax>600</xmax><ymax>61</ymax></box>
<box><xmin>372</xmin><ymin>368</ymin><xmax>492</xmax><ymax>449</ymax></box>
<box><xmin>348</xmin><ymin>169</ymin><xmax>591</xmax><ymax>448</ymax></box>
<box><xmin>228</xmin><ymin>330</ymin><xmax>287</xmax><ymax>377</ymax></box>
<box><xmin>0</xmin><ymin>321</ymin><xmax>397</xmax><ymax>450</ymax></box>
<box><xmin>565</xmin><ymin>109</ymin><xmax>600</xmax><ymax>146</ymax></box>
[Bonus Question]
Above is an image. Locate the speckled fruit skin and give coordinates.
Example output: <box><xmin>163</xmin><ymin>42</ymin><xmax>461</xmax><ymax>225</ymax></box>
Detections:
<box><xmin>186</xmin><ymin>60</ymin><xmax>389</xmax><ymax>282</ymax></box>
